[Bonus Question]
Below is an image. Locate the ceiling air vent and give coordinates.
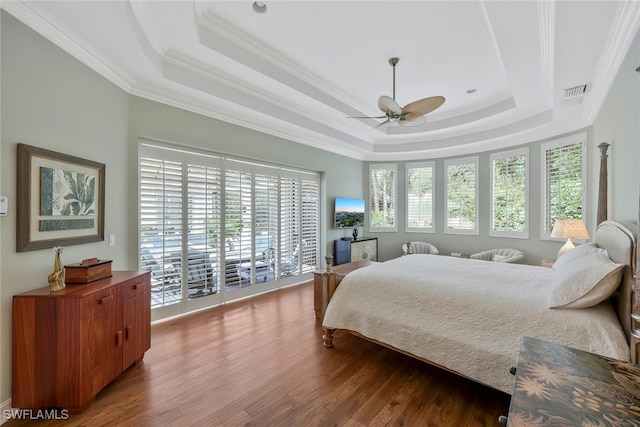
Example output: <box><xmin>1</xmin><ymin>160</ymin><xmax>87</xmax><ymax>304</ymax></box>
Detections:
<box><xmin>562</xmin><ymin>84</ymin><xmax>589</xmax><ymax>101</ymax></box>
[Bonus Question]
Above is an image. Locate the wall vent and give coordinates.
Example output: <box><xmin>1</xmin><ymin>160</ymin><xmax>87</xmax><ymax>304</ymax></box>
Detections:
<box><xmin>562</xmin><ymin>84</ymin><xmax>589</xmax><ymax>100</ymax></box>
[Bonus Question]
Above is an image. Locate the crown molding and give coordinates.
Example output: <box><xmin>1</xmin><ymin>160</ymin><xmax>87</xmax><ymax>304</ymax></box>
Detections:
<box><xmin>129</xmin><ymin>81</ymin><xmax>369</xmax><ymax>161</ymax></box>
<box><xmin>583</xmin><ymin>0</ymin><xmax>640</xmax><ymax>123</ymax></box>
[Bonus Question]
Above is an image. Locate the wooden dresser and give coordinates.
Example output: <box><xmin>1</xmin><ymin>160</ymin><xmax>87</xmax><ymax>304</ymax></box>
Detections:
<box><xmin>12</xmin><ymin>270</ymin><xmax>151</xmax><ymax>413</ymax></box>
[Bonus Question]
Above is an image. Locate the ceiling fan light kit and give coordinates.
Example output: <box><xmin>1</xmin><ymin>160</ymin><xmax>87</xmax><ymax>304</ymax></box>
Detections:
<box><xmin>350</xmin><ymin>57</ymin><xmax>445</xmax><ymax>128</ymax></box>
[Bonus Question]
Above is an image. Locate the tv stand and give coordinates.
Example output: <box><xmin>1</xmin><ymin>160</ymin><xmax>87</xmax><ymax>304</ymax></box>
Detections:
<box><xmin>334</xmin><ymin>237</ymin><xmax>378</xmax><ymax>265</ymax></box>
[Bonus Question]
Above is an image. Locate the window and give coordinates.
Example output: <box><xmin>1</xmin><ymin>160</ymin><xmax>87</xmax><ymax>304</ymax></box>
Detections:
<box><xmin>139</xmin><ymin>141</ymin><xmax>319</xmax><ymax>315</ymax></box>
<box><xmin>490</xmin><ymin>148</ymin><xmax>528</xmax><ymax>238</ymax></box>
<box><xmin>406</xmin><ymin>162</ymin><xmax>434</xmax><ymax>232</ymax></box>
<box><xmin>369</xmin><ymin>164</ymin><xmax>397</xmax><ymax>232</ymax></box>
<box><xmin>541</xmin><ymin>133</ymin><xmax>586</xmax><ymax>238</ymax></box>
<box><xmin>445</xmin><ymin>157</ymin><xmax>478</xmax><ymax>235</ymax></box>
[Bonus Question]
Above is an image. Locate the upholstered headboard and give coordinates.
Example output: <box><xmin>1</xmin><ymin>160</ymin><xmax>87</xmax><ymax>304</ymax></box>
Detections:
<box><xmin>595</xmin><ymin>220</ymin><xmax>637</xmax><ymax>345</ymax></box>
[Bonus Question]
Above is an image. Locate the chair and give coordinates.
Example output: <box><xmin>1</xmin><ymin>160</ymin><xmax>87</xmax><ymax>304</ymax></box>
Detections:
<box><xmin>140</xmin><ymin>248</ymin><xmax>179</xmax><ymax>292</ymax></box>
<box><xmin>169</xmin><ymin>250</ymin><xmax>217</xmax><ymax>295</ymax></box>
<box><xmin>470</xmin><ymin>248</ymin><xmax>524</xmax><ymax>263</ymax></box>
<box><xmin>281</xmin><ymin>240</ymin><xmax>305</xmax><ymax>275</ymax></box>
<box><xmin>401</xmin><ymin>241</ymin><xmax>439</xmax><ymax>255</ymax></box>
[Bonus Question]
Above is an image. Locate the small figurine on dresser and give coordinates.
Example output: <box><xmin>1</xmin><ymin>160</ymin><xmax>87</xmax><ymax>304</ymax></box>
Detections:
<box><xmin>48</xmin><ymin>246</ymin><xmax>66</xmax><ymax>291</ymax></box>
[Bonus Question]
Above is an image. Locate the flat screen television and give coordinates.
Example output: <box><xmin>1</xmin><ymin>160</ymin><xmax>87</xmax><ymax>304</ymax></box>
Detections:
<box><xmin>334</xmin><ymin>197</ymin><xmax>365</xmax><ymax>228</ymax></box>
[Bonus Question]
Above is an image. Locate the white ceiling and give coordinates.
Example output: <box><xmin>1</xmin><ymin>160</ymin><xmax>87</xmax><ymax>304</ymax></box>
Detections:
<box><xmin>3</xmin><ymin>1</ymin><xmax>640</xmax><ymax>160</ymax></box>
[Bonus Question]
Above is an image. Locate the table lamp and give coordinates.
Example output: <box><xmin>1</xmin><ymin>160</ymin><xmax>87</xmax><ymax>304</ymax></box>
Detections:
<box><xmin>550</xmin><ymin>219</ymin><xmax>589</xmax><ymax>258</ymax></box>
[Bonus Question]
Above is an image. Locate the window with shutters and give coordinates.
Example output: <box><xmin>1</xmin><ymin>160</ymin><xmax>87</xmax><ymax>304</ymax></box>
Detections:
<box><xmin>445</xmin><ymin>157</ymin><xmax>478</xmax><ymax>235</ymax></box>
<box><xmin>541</xmin><ymin>133</ymin><xmax>586</xmax><ymax>238</ymax></box>
<box><xmin>490</xmin><ymin>148</ymin><xmax>528</xmax><ymax>238</ymax></box>
<box><xmin>369</xmin><ymin>164</ymin><xmax>397</xmax><ymax>232</ymax></box>
<box><xmin>139</xmin><ymin>141</ymin><xmax>319</xmax><ymax>315</ymax></box>
<box><xmin>406</xmin><ymin>162</ymin><xmax>434</xmax><ymax>233</ymax></box>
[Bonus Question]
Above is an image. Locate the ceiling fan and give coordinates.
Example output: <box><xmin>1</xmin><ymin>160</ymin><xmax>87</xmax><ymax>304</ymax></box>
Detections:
<box><xmin>350</xmin><ymin>57</ymin><xmax>445</xmax><ymax>127</ymax></box>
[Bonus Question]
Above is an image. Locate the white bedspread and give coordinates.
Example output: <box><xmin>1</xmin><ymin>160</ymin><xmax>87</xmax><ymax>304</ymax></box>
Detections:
<box><xmin>322</xmin><ymin>255</ymin><xmax>630</xmax><ymax>394</ymax></box>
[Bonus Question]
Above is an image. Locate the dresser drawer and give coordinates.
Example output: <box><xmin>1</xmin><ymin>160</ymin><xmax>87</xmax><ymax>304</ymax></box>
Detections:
<box><xmin>83</xmin><ymin>286</ymin><xmax>121</xmax><ymax>318</ymax></box>
<box><xmin>121</xmin><ymin>275</ymin><xmax>150</xmax><ymax>300</ymax></box>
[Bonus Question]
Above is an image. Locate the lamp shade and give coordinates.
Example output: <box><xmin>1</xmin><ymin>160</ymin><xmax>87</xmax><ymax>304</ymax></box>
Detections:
<box><xmin>551</xmin><ymin>219</ymin><xmax>589</xmax><ymax>258</ymax></box>
<box><xmin>550</xmin><ymin>219</ymin><xmax>590</xmax><ymax>240</ymax></box>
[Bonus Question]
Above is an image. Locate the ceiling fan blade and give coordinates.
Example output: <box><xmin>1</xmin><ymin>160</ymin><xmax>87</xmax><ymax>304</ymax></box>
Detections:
<box><xmin>378</xmin><ymin>95</ymin><xmax>402</xmax><ymax>114</ymax></box>
<box><xmin>402</xmin><ymin>96</ymin><xmax>445</xmax><ymax>118</ymax></box>
<box><xmin>398</xmin><ymin>116</ymin><xmax>427</xmax><ymax>127</ymax></box>
<box><xmin>375</xmin><ymin>118</ymin><xmax>391</xmax><ymax>128</ymax></box>
<box><xmin>347</xmin><ymin>115</ymin><xmax>387</xmax><ymax>119</ymax></box>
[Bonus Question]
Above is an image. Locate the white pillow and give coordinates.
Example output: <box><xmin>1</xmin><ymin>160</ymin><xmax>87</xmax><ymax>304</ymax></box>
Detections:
<box><xmin>548</xmin><ymin>250</ymin><xmax>624</xmax><ymax>309</ymax></box>
<box><xmin>493</xmin><ymin>255</ymin><xmax>509</xmax><ymax>262</ymax></box>
<box><xmin>552</xmin><ymin>242</ymin><xmax>603</xmax><ymax>271</ymax></box>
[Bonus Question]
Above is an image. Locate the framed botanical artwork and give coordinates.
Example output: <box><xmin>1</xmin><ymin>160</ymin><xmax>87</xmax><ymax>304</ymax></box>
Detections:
<box><xmin>16</xmin><ymin>143</ymin><xmax>105</xmax><ymax>252</ymax></box>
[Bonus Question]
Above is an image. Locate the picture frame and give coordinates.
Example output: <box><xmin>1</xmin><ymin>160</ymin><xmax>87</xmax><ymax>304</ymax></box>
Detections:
<box><xmin>16</xmin><ymin>143</ymin><xmax>105</xmax><ymax>252</ymax></box>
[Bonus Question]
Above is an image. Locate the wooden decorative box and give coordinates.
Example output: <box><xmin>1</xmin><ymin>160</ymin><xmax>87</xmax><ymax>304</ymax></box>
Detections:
<box><xmin>64</xmin><ymin>258</ymin><xmax>112</xmax><ymax>284</ymax></box>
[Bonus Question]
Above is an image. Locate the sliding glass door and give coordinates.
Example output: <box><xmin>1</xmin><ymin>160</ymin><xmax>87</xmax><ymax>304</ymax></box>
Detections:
<box><xmin>139</xmin><ymin>141</ymin><xmax>319</xmax><ymax>320</ymax></box>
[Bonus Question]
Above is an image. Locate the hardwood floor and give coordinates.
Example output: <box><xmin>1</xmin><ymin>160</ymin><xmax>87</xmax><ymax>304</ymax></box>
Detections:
<box><xmin>4</xmin><ymin>281</ymin><xmax>510</xmax><ymax>426</ymax></box>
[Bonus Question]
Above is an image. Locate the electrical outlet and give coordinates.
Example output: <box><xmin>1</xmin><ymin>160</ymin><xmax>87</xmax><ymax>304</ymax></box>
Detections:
<box><xmin>0</xmin><ymin>196</ymin><xmax>7</xmax><ymax>216</ymax></box>
<box><xmin>109</xmin><ymin>234</ymin><xmax>116</xmax><ymax>246</ymax></box>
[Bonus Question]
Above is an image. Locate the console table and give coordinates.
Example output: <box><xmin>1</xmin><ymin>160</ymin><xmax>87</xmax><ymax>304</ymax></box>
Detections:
<box><xmin>12</xmin><ymin>271</ymin><xmax>151</xmax><ymax>413</ymax></box>
<box><xmin>334</xmin><ymin>237</ymin><xmax>377</xmax><ymax>265</ymax></box>
<box><xmin>504</xmin><ymin>337</ymin><xmax>640</xmax><ymax>426</ymax></box>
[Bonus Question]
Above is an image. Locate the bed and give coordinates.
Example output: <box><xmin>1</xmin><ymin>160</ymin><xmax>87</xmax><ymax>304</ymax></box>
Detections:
<box><xmin>321</xmin><ymin>220</ymin><xmax>638</xmax><ymax>394</ymax></box>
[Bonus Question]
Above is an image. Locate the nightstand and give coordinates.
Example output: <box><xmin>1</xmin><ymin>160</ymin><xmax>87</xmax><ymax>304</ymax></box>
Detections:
<box><xmin>313</xmin><ymin>259</ymin><xmax>375</xmax><ymax>320</ymax></box>
<box><xmin>504</xmin><ymin>337</ymin><xmax>640</xmax><ymax>426</ymax></box>
<box><xmin>506</xmin><ymin>337</ymin><xmax>640</xmax><ymax>427</ymax></box>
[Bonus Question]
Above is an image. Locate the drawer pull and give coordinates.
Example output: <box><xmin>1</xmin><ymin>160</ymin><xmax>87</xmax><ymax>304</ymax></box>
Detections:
<box><xmin>132</xmin><ymin>281</ymin><xmax>144</xmax><ymax>290</ymax></box>
<box><xmin>99</xmin><ymin>295</ymin><xmax>113</xmax><ymax>304</ymax></box>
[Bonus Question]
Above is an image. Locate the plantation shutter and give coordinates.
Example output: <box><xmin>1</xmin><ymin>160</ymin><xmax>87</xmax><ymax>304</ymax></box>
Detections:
<box><xmin>542</xmin><ymin>139</ymin><xmax>585</xmax><ymax>236</ymax></box>
<box><xmin>369</xmin><ymin>164</ymin><xmax>397</xmax><ymax>231</ymax></box>
<box><xmin>406</xmin><ymin>162</ymin><xmax>434</xmax><ymax>232</ymax></box>
<box><xmin>300</xmin><ymin>177</ymin><xmax>319</xmax><ymax>274</ymax></box>
<box><xmin>445</xmin><ymin>157</ymin><xmax>478</xmax><ymax>234</ymax></box>
<box><xmin>140</xmin><ymin>154</ymin><xmax>183</xmax><ymax>307</ymax></box>
<box><xmin>186</xmin><ymin>163</ymin><xmax>221</xmax><ymax>297</ymax></box>
<box><xmin>254</xmin><ymin>172</ymin><xmax>279</xmax><ymax>270</ymax></box>
<box><xmin>224</xmin><ymin>166</ymin><xmax>253</xmax><ymax>287</ymax></box>
<box><xmin>139</xmin><ymin>141</ymin><xmax>320</xmax><ymax>315</ymax></box>
<box><xmin>491</xmin><ymin>149</ymin><xmax>528</xmax><ymax>237</ymax></box>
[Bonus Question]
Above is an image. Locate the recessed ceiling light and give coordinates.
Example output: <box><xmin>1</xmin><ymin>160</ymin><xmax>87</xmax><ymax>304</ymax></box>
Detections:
<box><xmin>252</xmin><ymin>1</ymin><xmax>267</xmax><ymax>13</ymax></box>
<box><xmin>466</xmin><ymin>89</ymin><xmax>477</xmax><ymax>94</ymax></box>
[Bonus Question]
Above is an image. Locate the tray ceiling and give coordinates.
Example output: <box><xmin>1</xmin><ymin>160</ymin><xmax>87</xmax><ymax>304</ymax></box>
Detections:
<box><xmin>3</xmin><ymin>1</ymin><xmax>640</xmax><ymax>160</ymax></box>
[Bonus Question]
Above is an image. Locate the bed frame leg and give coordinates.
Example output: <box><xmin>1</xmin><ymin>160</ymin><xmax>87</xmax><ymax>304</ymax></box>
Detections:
<box><xmin>322</xmin><ymin>328</ymin><xmax>335</xmax><ymax>348</ymax></box>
